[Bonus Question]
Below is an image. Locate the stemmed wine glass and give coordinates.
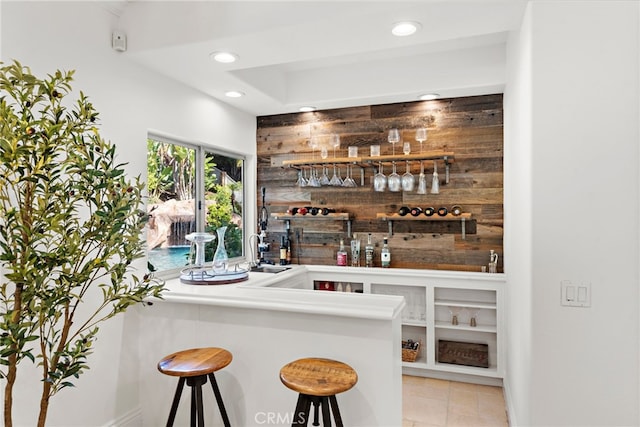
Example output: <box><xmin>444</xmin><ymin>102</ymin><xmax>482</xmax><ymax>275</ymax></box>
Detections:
<box><xmin>342</xmin><ymin>164</ymin><xmax>357</xmax><ymax>187</ymax></box>
<box><xmin>402</xmin><ymin>160</ymin><xmax>414</xmax><ymax>192</ymax></box>
<box><xmin>308</xmin><ymin>137</ymin><xmax>319</xmax><ymax>159</ymax></box>
<box><xmin>296</xmin><ymin>169</ymin><xmax>307</xmax><ymax>187</ymax></box>
<box><xmin>431</xmin><ymin>161</ymin><xmax>440</xmax><ymax>194</ymax></box>
<box><xmin>417</xmin><ymin>161</ymin><xmax>427</xmax><ymax>194</ymax></box>
<box><xmin>308</xmin><ymin>166</ymin><xmax>320</xmax><ymax>187</ymax></box>
<box><xmin>320</xmin><ymin>165</ymin><xmax>331</xmax><ymax>186</ymax></box>
<box><xmin>331</xmin><ymin>134</ymin><xmax>340</xmax><ymax>158</ymax></box>
<box><xmin>415</xmin><ymin>128</ymin><xmax>427</xmax><ymax>153</ymax></box>
<box><xmin>329</xmin><ymin>164</ymin><xmax>342</xmax><ymax>186</ymax></box>
<box><xmin>373</xmin><ymin>163</ymin><xmax>386</xmax><ymax>192</ymax></box>
<box><xmin>388</xmin><ymin>161</ymin><xmax>401</xmax><ymax>192</ymax></box>
<box><xmin>388</xmin><ymin>128</ymin><xmax>400</xmax><ymax>155</ymax></box>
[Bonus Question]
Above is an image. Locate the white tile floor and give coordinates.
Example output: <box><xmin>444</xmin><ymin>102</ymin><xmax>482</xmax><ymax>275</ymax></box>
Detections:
<box><xmin>402</xmin><ymin>375</ymin><xmax>509</xmax><ymax>427</ymax></box>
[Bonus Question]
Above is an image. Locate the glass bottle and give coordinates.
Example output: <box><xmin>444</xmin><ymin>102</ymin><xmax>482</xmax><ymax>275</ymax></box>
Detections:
<box><xmin>285</xmin><ymin>237</ymin><xmax>291</xmax><ymax>264</ymax></box>
<box><xmin>337</xmin><ymin>239</ymin><xmax>347</xmax><ymax>266</ymax></box>
<box><xmin>381</xmin><ymin>237</ymin><xmax>391</xmax><ymax>268</ymax></box>
<box><xmin>365</xmin><ymin>233</ymin><xmax>374</xmax><ymax>268</ymax></box>
<box><xmin>350</xmin><ymin>235</ymin><xmax>361</xmax><ymax>267</ymax></box>
<box><xmin>279</xmin><ymin>235</ymin><xmax>287</xmax><ymax>265</ymax></box>
<box><xmin>212</xmin><ymin>226</ymin><xmax>228</xmax><ymax>273</ymax></box>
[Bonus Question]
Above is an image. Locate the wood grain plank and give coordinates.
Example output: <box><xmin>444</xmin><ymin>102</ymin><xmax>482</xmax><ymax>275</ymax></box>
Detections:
<box><xmin>256</xmin><ymin>94</ymin><xmax>503</xmax><ymax>271</ymax></box>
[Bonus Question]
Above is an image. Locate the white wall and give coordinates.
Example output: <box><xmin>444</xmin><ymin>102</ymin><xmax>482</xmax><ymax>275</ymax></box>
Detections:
<box><xmin>504</xmin><ymin>2</ymin><xmax>534</xmax><ymax>424</ymax></box>
<box><xmin>505</xmin><ymin>1</ymin><xmax>640</xmax><ymax>425</ymax></box>
<box><xmin>0</xmin><ymin>2</ymin><xmax>256</xmax><ymax>425</ymax></box>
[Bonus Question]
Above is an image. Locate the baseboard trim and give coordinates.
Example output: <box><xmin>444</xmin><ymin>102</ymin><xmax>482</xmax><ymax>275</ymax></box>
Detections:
<box><xmin>102</xmin><ymin>407</ymin><xmax>142</xmax><ymax>427</ymax></box>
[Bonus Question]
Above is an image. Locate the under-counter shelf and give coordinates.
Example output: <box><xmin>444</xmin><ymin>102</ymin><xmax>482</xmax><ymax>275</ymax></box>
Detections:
<box><xmin>296</xmin><ymin>267</ymin><xmax>505</xmax><ymax>383</ymax></box>
<box><xmin>434</xmin><ymin>299</ymin><xmax>496</xmax><ymax>310</ymax></box>
<box><xmin>435</xmin><ymin>320</ymin><xmax>497</xmax><ymax>333</ymax></box>
<box><xmin>376</xmin><ymin>212</ymin><xmax>472</xmax><ymax>239</ymax></box>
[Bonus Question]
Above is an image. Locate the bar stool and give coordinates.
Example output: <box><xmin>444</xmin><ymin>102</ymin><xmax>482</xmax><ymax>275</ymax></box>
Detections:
<box><xmin>279</xmin><ymin>357</ymin><xmax>358</xmax><ymax>427</ymax></box>
<box><xmin>157</xmin><ymin>347</ymin><xmax>232</xmax><ymax>427</ymax></box>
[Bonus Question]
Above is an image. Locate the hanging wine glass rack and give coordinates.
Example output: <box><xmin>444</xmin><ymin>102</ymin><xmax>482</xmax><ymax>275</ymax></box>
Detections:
<box><xmin>281</xmin><ymin>151</ymin><xmax>455</xmax><ymax>184</ymax></box>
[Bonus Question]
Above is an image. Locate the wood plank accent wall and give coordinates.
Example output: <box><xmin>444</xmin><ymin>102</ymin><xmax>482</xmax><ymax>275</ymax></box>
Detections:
<box><xmin>256</xmin><ymin>94</ymin><xmax>503</xmax><ymax>272</ymax></box>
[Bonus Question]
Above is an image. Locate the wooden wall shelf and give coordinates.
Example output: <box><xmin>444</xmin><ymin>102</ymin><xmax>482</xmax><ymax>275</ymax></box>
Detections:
<box><xmin>271</xmin><ymin>212</ymin><xmax>353</xmax><ymax>237</ymax></box>
<box><xmin>271</xmin><ymin>212</ymin><xmax>352</xmax><ymax>221</ymax></box>
<box><xmin>281</xmin><ymin>151</ymin><xmax>455</xmax><ymax>168</ymax></box>
<box><xmin>376</xmin><ymin>212</ymin><xmax>472</xmax><ymax>239</ymax></box>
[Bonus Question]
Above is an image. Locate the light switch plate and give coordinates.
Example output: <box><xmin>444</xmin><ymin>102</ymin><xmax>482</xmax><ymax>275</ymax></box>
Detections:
<box><xmin>561</xmin><ymin>280</ymin><xmax>591</xmax><ymax>307</ymax></box>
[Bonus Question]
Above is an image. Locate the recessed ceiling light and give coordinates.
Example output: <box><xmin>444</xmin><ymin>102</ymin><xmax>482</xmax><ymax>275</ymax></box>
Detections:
<box><xmin>419</xmin><ymin>93</ymin><xmax>440</xmax><ymax>101</ymax></box>
<box><xmin>210</xmin><ymin>51</ymin><xmax>238</xmax><ymax>63</ymax></box>
<box><xmin>391</xmin><ymin>21</ymin><xmax>421</xmax><ymax>37</ymax></box>
<box><xmin>225</xmin><ymin>90</ymin><xmax>245</xmax><ymax>98</ymax></box>
<box><xmin>299</xmin><ymin>106</ymin><xmax>316</xmax><ymax>112</ymax></box>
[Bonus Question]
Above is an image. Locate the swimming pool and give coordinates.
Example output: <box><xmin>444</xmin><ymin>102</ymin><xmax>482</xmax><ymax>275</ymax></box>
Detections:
<box><xmin>148</xmin><ymin>246</ymin><xmax>191</xmax><ymax>271</ymax></box>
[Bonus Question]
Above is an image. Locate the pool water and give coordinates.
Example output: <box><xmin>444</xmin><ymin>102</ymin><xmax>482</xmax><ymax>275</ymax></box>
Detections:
<box><xmin>148</xmin><ymin>246</ymin><xmax>191</xmax><ymax>271</ymax></box>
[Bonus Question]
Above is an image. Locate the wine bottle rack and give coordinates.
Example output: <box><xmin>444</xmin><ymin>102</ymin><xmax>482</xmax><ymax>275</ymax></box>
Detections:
<box><xmin>376</xmin><ymin>212</ymin><xmax>472</xmax><ymax>239</ymax></box>
<box><xmin>271</xmin><ymin>212</ymin><xmax>354</xmax><ymax>237</ymax></box>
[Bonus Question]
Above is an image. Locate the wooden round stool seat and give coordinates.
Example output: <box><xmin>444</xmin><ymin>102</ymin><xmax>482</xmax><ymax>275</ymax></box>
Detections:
<box><xmin>158</xmin><ymin>347</ymin><xmax>232</xmax><ymax>427</ymax></box>
<box><xmin>280</xmin><ymin>358</ymin><xmax>358</xmax><ymax>427</ymax></box>
<box><xmin>158</xmin><ymin>347</ymin><xmax>232</xmax><ymax>377</ymax></box>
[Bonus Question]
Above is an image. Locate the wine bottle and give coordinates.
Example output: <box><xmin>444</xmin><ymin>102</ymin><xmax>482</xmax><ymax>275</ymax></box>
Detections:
<box><xmin>289</xmin><ymin>207</ymin><xmax>299</xmax><ymax>215</ymax></box>
<box><xmin>337</xmin><ymin>239</ymin><xmax>347</xmax><ymax>266</ymax></box>
<box><xmin>321</xmin><ymin>208</ymin><xmax>336</xmax><ymax>215</ymax></box>
<box><xmin>398</xmin><ymin>206</ymin><xmax>411</xmax><ymax>216</ymax></box>
<box><xmin>410</xmin><ymin>207</ymin><xmax>422</xmax><ymax>216</ymax></box>
<box><xmin>298</xmin><ymin>206</ymin><xmax>308</xmax><ymax>215</ymax></box>
<box><xmin>365</xmin><ymin>233</ymin><xmax>374</xmax><ymax>268</ymax></box>
<box><xmin>381</xmin><ymin>237</ymin><xmax>391</xmax><ymax>268</ymax></box>
<box><xmin>279</xmin><ymin>236</ymin><xmax>287</xmax><ymax>265</ymax></box>
<box><xmin>310</xmin><ymin>207</ymin><xmax>320</xmax><ymax>215</ymax></box>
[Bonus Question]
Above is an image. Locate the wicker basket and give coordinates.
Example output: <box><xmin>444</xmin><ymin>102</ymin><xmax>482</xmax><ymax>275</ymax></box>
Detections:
<box><xmin>401</xmin><ymin>340</ymin><xmax>421</xmax><ymax>362</ymax></box>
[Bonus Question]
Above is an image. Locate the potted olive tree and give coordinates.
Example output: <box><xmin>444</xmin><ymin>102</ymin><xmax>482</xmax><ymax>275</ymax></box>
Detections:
<box><xmin>0</xmin><ymin>61</ymin><xmax>164</xmax><ymax>426</ymax></box>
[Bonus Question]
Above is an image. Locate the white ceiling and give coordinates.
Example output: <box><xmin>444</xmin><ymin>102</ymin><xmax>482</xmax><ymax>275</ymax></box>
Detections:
<box><xmin>113</xmin><ymin>1</ymin><xmax>528</xmax><ymax>116</ymax></box>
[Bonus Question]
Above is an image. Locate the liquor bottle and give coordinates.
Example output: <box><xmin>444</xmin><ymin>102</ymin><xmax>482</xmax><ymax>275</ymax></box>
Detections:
<box><xmin>398</xmin><ymin>206</ymin><xmax>411</xmax><ymax>216</ymax></box>
<box><xmin>279</xmin><ymin>236</ymin><xmax>287</xmax><ymax>265</ymax></box>
<box><xmin>298</xmin><ymin>206</ymin><xmax>308</xmax><ymax>215</ymax></box>
<box><xmin>381</xmin><ymin>237</ymin><xmax>391</xmax><ymax>268</ymax></box>
<box><xmin>365</xmin><ymin>233</ymin><xmax>374</xmax><ymax>268</ymax></box>
<box><xmin>410</xmin><ymin>207</ymin><xmax>422</xmax><ymax>216</ymax></box>
<box><xmin>350</xmin><ymin>234</ymin><xmax>360</xmax><ymax>267</ymax></box>
<box><xmin>337</xmin><ymin>239</ymin><xmax>348</xmax><ymax>266</ymax></box>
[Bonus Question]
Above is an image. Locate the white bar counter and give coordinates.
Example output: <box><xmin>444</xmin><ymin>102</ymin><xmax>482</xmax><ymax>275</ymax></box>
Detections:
<box><xmin>136</xmin><ymin>265</ymin><xmax>406</xmax><ymax>427</ymax></box>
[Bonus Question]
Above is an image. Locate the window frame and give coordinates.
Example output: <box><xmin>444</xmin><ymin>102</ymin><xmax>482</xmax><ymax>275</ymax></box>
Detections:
<box><xmin>147</xmin><ymin>132</ymin><xmax>247</xmax><ymax>278</ymax></box>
